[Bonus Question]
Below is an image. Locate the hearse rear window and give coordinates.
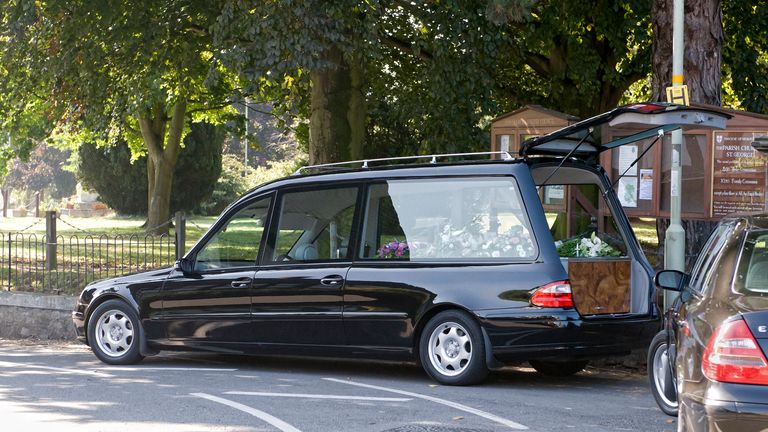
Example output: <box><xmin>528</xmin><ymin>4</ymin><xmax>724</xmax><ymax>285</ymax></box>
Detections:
<box><xmin>359</xmin><ymin>177</ymin><xmax>536</xmax><ymax>261</ymax></box>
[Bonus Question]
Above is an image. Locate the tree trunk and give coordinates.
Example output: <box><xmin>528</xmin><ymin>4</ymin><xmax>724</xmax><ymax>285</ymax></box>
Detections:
<box><xmin>309</xmin><ymin>45</ymin><xmax>365</xmax><ymax>165</ymax></box>
<box><xmin>651</xmin><ymin>0</ymin><xmax>723</xmax><ymax>105</ymax></box>
<box><xmin>147</xmin><ymin>157</ymin><xmax>174</xmax><ymax>234</ymax></box>
<box><xmin>138</xmin><ymin>99</ymin><xmax>187</xmax><ymax>235</ymax></box>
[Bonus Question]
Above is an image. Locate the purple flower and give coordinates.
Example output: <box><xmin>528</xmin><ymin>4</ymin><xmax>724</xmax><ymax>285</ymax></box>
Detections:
<box><xmin>378</xmin><ymin>240</ymin><xmax>409</xmax><ymax>259</ymax></box>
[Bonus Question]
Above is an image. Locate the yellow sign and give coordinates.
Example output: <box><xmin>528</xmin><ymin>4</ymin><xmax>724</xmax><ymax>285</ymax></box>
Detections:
<box><xmin>666</xmin><ymin>85</ymin><xmax>690</xmax><ymax>106</ymax></box>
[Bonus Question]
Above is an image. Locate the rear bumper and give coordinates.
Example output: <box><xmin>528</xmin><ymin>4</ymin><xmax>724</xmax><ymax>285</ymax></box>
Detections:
<box><xmin>680</xmin><ymin>382</ymin><xmax>768</xmax><ymax>432</ymax></box>
<box><xmin>476</xmin><ymin>309</ymin><xmax>659</xmax><ymax>362</ymax></box>
<box><xmin>681</xmin><ymin>398</ymin><xmax>768</xmax><ymax>432</ymax></box>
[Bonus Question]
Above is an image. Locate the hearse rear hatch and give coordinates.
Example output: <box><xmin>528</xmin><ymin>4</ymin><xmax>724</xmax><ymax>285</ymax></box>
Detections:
<box><xmin>520</xmin><ymin>103</ymin><xmax>731</xmax><ymax>159</ymax></box>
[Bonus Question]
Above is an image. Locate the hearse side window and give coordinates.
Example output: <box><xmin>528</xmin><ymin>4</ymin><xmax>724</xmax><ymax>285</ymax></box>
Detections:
<box><xmin>359</xmin><ymin>177</ymin><xmax>536</xmax><ymax>261</ymax></box>
<box><xmin>195</xmin><ymin>196</ymin><xmax>272</xmax><ymax>271</ymax></box>
<box><xmin>271</xmin><ymin>187</ymin><xmax>358</xmax><ymax>262</ymax></box>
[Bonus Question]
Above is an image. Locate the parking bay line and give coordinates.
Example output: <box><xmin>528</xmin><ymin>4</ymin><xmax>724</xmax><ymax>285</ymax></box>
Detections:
<box><xmin>0</xmin><ymin>360</ymin><xmax>113</xmax><ymax>378</ymax></box>
<box><xmin>98</xmin><ymin>367</ymin><xmax>238</xmax><ymax>372</ymax></box>
<box><xmin>191</xmin><ymin>393</ymin><xmax>302</xmax><ymax>432</ymax></box>
<box><xmin>225</xmin><ymin>391</ymin><xmax>412</xmax><ymax>402</ymax></box>
<box><xmin>323</xmin><ymin>377</ymin><xmax>528</xmax><ymax>430</ymax></box>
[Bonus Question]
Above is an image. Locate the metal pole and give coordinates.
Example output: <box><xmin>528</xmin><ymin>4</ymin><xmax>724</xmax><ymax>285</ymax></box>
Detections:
<box><xmin>665</xmin><ymin>0</ymin><xmax>685</xmax><ymax>308</ymax></box>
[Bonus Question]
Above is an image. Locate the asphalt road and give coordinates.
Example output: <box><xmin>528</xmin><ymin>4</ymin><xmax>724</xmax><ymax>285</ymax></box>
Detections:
<box><xmin>0</xmin><ymin>340</ymin><xmax>676</xmax><ymax>432</ymax></box>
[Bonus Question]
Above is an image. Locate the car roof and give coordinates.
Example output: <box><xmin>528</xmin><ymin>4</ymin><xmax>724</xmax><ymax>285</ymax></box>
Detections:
<box><xmin>241</xmin><ymin>158</ymin><xmax>533</xmax><ymax>198</ymax></box>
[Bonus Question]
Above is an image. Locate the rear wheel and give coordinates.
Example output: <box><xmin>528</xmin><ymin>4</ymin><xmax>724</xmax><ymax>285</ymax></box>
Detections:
<box><xmin>419</xmin><ymin>310</ymin><xmax>488</xmax><ymax>385</ymax></box>
<box><xmin>648</xmin><ymin>330</ymin><xmax>678</xmax><ymax>416</ymax></box>
<box><xmin>87</xmin><ymin>299</ymin><xmax>144</xmax><ymax>365</ymax></box>
<box><xmin>529</xmin><ymin>359</ymin><xmax>589</xmax><ymax>377</ymax></box>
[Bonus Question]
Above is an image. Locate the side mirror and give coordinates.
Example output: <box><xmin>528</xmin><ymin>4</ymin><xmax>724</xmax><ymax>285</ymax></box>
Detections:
<box><xmin>175</xmin><ymin>257</ymin><xmax>195</xmax><ymax>274</ymax></box>
<box><xmin>654</xmin><ymin>269</ymin><xmax>687</xmax><ymax>292</ymax></box>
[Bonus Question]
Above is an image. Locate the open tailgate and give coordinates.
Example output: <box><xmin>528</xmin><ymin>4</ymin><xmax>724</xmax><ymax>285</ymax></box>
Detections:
<box><xmin>520</xmin><ymin>102</ymin><xmax>731</xmax><ymax>158</ymax></box>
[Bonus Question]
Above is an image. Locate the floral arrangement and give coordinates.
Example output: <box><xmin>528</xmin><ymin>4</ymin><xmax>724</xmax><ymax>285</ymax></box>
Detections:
<box><xmin>378</xmin><ymin>240</ymin><xmax>410</xmax><ymax>259</ymax></box>
<box><xmin>556</xmin><ymin>232</ymin><xmax>622</xmax><ymax>257</ymax></box>
<box><xmin>434</xmin><ymin>224</ymin><xmax>535</xmax><ymax>258</ymax></box>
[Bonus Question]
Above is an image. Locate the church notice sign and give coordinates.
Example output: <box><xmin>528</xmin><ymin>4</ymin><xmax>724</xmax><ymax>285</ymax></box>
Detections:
<box><xmin>712</xmin><ymin>132</ymin><xmax>768</xmax><ymax>217</ymax></box>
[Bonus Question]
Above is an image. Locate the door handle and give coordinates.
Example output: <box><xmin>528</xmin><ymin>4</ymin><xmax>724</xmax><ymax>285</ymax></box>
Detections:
<box><xmin>231</xmin><ymin>277</ymin><xmax>253</xmax><ymax>288</ymax></box>
<box><xmin>320</xmin><ymin>275</ymin><xmax>345</xmax><ymax>286</ymax></box>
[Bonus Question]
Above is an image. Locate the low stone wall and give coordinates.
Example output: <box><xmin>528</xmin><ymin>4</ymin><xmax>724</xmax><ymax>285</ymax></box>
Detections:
<box><xmin>0</xmin><ymin>291</ymin><xmax>78</xmax><ymax>340</ymax></box>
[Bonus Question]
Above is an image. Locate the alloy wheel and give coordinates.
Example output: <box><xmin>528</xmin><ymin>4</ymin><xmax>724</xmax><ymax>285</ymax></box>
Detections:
<box><xmin>94</xmin><ymin>309</ymin><xmax>135</xmax><ymax>358</ymax></box>
<box><xmin>427</xmin><ymin>321</ymin><xmax>473</xmax><ymax>377</ymax></box>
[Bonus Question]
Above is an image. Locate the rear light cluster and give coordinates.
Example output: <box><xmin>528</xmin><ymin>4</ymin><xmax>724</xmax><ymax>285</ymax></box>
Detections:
<box><xmin>702</xmin><ymin>318</ymin><xmax>768</xmax><ymax>385</ymax></box>
<box><xmin>531</xmin><ymin>280</ymin><xmax>574</xmax><ymax>309</ymax></box>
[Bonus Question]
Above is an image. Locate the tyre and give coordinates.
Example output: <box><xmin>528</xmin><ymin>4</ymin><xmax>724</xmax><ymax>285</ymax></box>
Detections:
<box><xmin>87</xmin><ymin>299</ymin><xmax>144</xmax><ymax>365</ymax></box>
<box><xmin>648</xmin><ymin>330</ymin><xmax>678</xmax><ymax>416</ymax></box>
<box><xmin>419</xmin><ymin>310</ymin><xmax>488</xmax><ymax>385</ymax></box>
<box><xmin>529</xmin><ymin>359</ymin><xmax>589</xmax><ymax>377</ymax></box>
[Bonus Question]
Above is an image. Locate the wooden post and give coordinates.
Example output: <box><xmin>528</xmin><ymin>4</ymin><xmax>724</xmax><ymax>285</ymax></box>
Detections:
<box><xmin>45</xmin><ymin>211</ymin><xmax>57</xmax><ymax>270</ymax></box>
<box><xmin>175</xmin><ymin>212</ymin><xmax>186</xmax><ymax>260</ymax></box>
<box><xmin>34</xmin><ymin>192</ymin><xmax>40</xmax><ymax>218</ymax></box>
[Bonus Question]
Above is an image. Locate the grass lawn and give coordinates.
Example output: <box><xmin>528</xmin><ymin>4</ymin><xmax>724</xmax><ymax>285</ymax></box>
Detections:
<box><xmin>629</xmin><ymin>217</ymin><xmax>662</xmax><ymax>269</ymax></box>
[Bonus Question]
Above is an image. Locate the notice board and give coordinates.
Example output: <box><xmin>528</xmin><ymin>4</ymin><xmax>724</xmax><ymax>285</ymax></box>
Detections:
<box><xmin>712</xmin><ymin>131</ymin><xmax>768</xmax><ymax>217</ymax></box>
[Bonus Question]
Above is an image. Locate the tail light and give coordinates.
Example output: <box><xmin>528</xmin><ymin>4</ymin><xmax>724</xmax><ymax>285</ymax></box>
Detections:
<box><xmin>531</xmin><ymin>280</ymin><xmax>574</xmax><ymax>309</ymax></box>
<box><xmin>702</xmin><ymin>318</ymin><xmax>768</xmax><ymax>385</ymax></box>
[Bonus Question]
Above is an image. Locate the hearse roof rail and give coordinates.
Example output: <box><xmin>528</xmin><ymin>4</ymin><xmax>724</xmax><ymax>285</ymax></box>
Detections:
<box><xmin>293</xmin><ymin>151</ymin><xmax>514</xmax><ymax>175</ymax></box>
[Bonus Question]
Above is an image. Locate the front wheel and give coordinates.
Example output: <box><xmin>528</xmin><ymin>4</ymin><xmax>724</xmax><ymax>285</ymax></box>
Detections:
<box><xmin>648</xmin><ymin>330</ymin><xmax>678</xmax><ymax>416</ymax></box>
<box><xmin>419</xmin><ymin>310</ymin><xmax>488</xmax><ymax>385</ymax></box>
<box><xmin>529</xmin><ymin>359</ymin><xmax>589</xmax><ymax>377</ymax></box>
<box><xmin>87</xmin><ymin>299</ymin><xmax>144</xmax><ymax>365</ymax></box>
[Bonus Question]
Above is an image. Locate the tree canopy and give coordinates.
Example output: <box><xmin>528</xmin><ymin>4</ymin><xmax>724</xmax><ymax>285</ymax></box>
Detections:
<box><xmin>490</xmin><ymin>0</ymin><xmax>652</xmax><ymax>118</ymax></box>
<box><xmin>0</xmin><ymin>0</ymin><xmax>241</xmax><ymax>232</ymax></box>
<box><xmin>213</xmin><ymin>0</ymin><xmax>508</xmax><ymax>162</ymax></box>
<box><xmin>1</xmin><ymin>0</ymin><xmax>767</xmax><ymax>223</ymax></box>
<box><xmin>723</xmin><ymin>0</ymin><xmax>768</xmax><ymax>113</ymax></box>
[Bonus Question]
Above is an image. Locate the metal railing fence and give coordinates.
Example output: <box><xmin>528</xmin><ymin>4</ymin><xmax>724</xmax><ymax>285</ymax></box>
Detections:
<box><xmin>0</xmin><ymin>232</ymin><xmax>176</xmax><ymax>294</ymax></box>
<box><xmin>0</xmin><ymin>211</ymin><xmax>183</xmax><ymax>295</ymax></box>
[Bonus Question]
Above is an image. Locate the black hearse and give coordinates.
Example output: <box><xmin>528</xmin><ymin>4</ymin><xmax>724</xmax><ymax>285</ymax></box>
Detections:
<box><xmin>73</xmin><ymin>103</ymin><xmax>729</xmax><ymax>385</ymax></box>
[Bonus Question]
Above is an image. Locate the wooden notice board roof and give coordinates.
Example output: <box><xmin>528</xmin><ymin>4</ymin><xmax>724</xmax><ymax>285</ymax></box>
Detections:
<box><xmin>491</xmin><ymin>105</ymin><xmax>580</xmax><ymax>127</ymax></box>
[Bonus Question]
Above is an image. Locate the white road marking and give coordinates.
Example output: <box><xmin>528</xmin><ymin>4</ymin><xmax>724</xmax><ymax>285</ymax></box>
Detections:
<box><xmin>324</xmin><ymin>378</ymin><xmax>528</xmax><ymax>430</ymax></box>
<box><xmin>225</xmin><ymin>391</ymin><xmax>411</xmax><ymax>402</ymax></box>
<box><xmin>191</xmin><ymin>392</ymin><xmax>302</xmax><ymax>432</ymax></box>
<box><xmin>98</xmin><ymin>367</ymin><xmax>237</xmax><ymax>372</ymax></box>
<box><xmin>0</xmin><ymin>360</ymin><xmax>113</xmax><ymax>378</ymax></box>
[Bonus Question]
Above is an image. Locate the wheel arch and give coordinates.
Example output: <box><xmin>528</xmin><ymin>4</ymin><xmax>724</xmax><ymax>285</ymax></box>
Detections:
<box><xmin>83</xmin><ymin>291</ymin><xmax>151</xmax><ymax>355</ymax></box>
<box><xmin>412</xmin><ymin>303</ymin><xmax>480</xmax><ymax>358</ymax></box>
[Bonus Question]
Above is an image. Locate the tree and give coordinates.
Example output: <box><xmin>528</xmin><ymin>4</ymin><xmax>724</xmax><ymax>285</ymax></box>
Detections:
<box><xmin>0</xmin><ymin>0</ymin><xmax>240</xmax><ymax>233</ymax></box>
<box><xmin>489</xmin><ymin>0</ymin><xmax>653</xmax><ymax>118</ymax></box>
<box><xmin>722</xmin><ymin>0</ymin><xmax>768</xmax><ymax>113</ymax></box>
<box><xmin>3</xmin><ymin>143</ymin><xmax>76</xmax><ymax>200</ymax></box>
<box><xmin>78</xmin><ymin>123</ymin><xmax>225</xmax><ymax>216</ymax></box>
<box><xmin>651</xmin><ymin>0</ymin><xmax>723</xmax><ymax>105</ymax></box>
<box><xmin>212</xmin><ymin>1</ymin><xmax>507</xmax><ymax>163</ymax></box>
